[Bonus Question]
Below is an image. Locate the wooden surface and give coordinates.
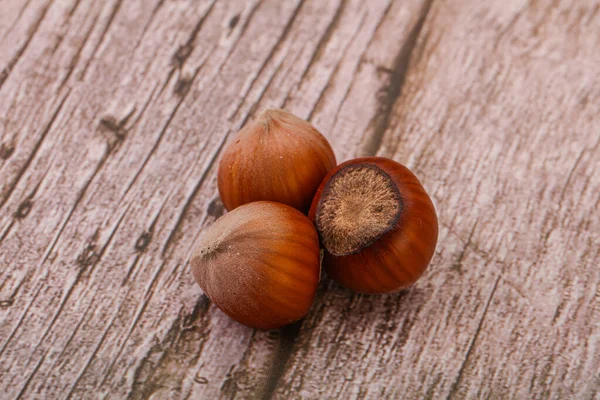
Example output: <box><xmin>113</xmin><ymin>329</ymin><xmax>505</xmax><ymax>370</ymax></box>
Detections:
<box><xmin>0</xmin><ymin>0</ymin><xmax>599</xmax><ymax>398</ymax></box>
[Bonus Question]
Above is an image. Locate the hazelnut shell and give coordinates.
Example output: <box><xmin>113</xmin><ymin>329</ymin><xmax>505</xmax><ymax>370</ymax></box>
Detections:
<box><xmin>309</xmin><ymin>157</ymin><xmax>438</xmax><ymax>293</ymax></box>
<box><xmin>191</xmin><ymin>201</ymin><xmax>321</xmax><ymax>329</ymax></box>
<box><xmin>218</xmin><ymin>109</ymin><xmax>336</xmax><ymax>213</ymax></box>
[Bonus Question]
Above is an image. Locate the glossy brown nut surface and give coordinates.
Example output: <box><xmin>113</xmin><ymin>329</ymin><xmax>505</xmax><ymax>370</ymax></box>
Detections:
<box><xmin>309</xmin><ymin>157</ymin><xmax>438</xmax><ymax>293</ymax></box>
<box><xmin>218</xmin><ymin>109</ymin><xmax>336</xmax><ymax>213</ymax></box>
<box><xmin>191</xmin><ymin>201</ymin><xmax>321</xmax><ymax>329</ymax></box>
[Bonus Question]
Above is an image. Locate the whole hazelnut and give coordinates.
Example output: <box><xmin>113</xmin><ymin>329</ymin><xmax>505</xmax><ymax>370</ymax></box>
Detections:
<box><xmin>309</xmin><ymin>157</ymin><xmax>438</xmax><ymax>293</ymax></box>
<box><xmin>191</xmin><ymin>201</ymin><xmax>321</xmax><ymax>329</ymax></box>
<box><xmin>218</xmin><ymin>109</ymin><xmax>336</xmax><ymax>213</ymax></box>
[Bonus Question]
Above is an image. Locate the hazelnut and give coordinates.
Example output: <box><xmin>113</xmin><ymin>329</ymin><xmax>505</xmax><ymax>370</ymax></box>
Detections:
<box><xmin>218</xmin><ymin>109</ymin><xmax>336</xmax><ymax>213</ymax></box>
<box><xmin>191</xmin><ymin>201</ymin><xmax>321</xmax><ymax>329</ymax></box>
<box><xmin>309</xmin><ymin>157</ymin><xmax>438</xmax><ymax>293</ymax></box>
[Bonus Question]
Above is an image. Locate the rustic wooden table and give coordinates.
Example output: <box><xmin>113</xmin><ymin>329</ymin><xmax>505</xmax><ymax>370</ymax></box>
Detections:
<box><xmin>1</xmin><ymin>0</ymin><xmax>599</xmax><ymax>399</ymax></box>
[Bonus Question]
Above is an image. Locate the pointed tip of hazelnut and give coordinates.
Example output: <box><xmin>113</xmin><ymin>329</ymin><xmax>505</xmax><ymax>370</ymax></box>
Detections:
<box><xmin>254</xmin><ymin>109</ymin><xmax>276</xmax><ymax>134</ymax></box>
<box><xmin>256</xmin><ymin>108</ymin><xmax>286</xmax><ymax>122</ymax></box>
<box><xmin>254</xmin><ymin>109</ymin><xmax>294</xmax><ymax>135</ymax></box>
<box><xmin>255</xmin><ymin>108</ymin><xmax>311</xmax><ymax>131</ymax></box>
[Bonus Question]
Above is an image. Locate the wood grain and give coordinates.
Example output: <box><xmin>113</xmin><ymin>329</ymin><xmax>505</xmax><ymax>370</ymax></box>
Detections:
<box><xmin>0</xmin><ymin>0</ymin><xmax>598</xmax><ymax>399</ymax></box>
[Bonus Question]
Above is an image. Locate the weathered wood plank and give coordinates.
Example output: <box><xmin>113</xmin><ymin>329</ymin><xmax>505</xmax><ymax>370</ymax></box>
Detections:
<box><xmin>0</xmin><ymin>0</ymin><xmax>598</xmax><ymax>399</ymax></box>
<box><xmin>272</xmin><ymin>0</ymin><xmax>600</xmax><ymax>399</ymax></box>
<box><xmin>0</xmin><ymin>0</ymin><xmax>429</xmax><ymax>398</ymax></box>
<box><xmin>0</xmin><ymin>0</ymin><xmax>288</xmax><ymax>397</ymax></box>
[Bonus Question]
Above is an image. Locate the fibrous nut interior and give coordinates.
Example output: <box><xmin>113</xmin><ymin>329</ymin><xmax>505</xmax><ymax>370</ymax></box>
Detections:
<box><xmin>315</xmin><ymin>164</ymin><xmax>402</xmax><ymax>256</ymax></box>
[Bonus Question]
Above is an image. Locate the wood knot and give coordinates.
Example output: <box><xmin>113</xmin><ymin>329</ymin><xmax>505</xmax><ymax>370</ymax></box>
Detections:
<box><xmin>0</xmin><ymin>143</ymin><xmax>14</xmax><ymax>159</ymax></box>
<box><xmin>14</xmin><ymin>199</ymin><xmax>33</xmax><ymax>219</ymax></box>
<box><xmin>172</xmin><ymin>43</ymin><xmax>193</xmax><ymax>67</ymax></box>
<box><xmin>135</xmin><ymin>231</ymin><xmax>152</xmax><ymax>252</ymax></box>
<box><xmin>0</xmin><ymin>298</ymin><xmax>14</xmax><ymax>308</ymax></box>
<box><xmin>229</xmin><ymin>14</ymin><xmax>240</xmax><ymax>29</ymax></box>
<box><xmin>174</xmin><ymin>72</ymin><xmax>195</xmax><ymax>96</ymax></box>
<box><xmin>77</xmin><ymin>242</ymin><xmax>99</xmax><ymax>268</ymax></box>
<box><xmin>0</xmin><ymin>68</ymin><xmax>8</xmax><ymax>85</ymax></box>
<box><xmin>99</xmin><ymin>115</ymin><xmax>127</xmax><ymax>140</ymax></box>
<box><xmin>99</xmin><ymin>107</ymin><xmax>136</xmax><ymax>150</ymax></box>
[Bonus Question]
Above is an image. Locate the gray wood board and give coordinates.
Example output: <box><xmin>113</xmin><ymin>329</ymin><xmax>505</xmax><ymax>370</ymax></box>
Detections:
<box><xmin>0</xmin><ymin>0</ymin><xmax>598</xmax><ymax>399</ymax></box>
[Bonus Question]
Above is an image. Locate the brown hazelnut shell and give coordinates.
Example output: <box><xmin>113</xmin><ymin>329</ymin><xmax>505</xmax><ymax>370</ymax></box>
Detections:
<box><xmin>309</xmin><ymin>157</ymin><xmax>438</xmax><ymax>293</ymax></box>
<box><xmin>218</xmin><ymin>109</ymin><xmax>336</xmax><ymax>213</ymax></box>
<box><xmin>191</xmin><ymin>201</ymin><xmax>320</xmax><ymax>329</ymax></box>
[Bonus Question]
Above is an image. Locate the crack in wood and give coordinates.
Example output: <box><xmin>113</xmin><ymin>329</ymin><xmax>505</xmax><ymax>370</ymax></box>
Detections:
<box><xmin>171</xmin><ymin>0</ymin><xmax>217</xmax><ymax>68</ymax></box>
<box><xmin>161</xmin><ymin>131</ymin><xmax>230</xmax><ymax>258</ymax></box>
<box><xmin>281</xmin><ymin>0</ymin><xmax>347</xmax><ymax>110</ymax></box>
<box><xmin>359</xmin><ymin>0</ymin><xmax>435</xmax><ymax>157</ymax></box>
<box><xmin>260</xmin><ymin>321</ymin><xmax>303</xmax><ymax>400</ymax></box>
<box><xmin>101</xmin><ymin>260</ymin><xmax>171</xmax><ymax>388</ymax></box>
<box><xmin>0</xmin><ymin>90</ymin><xmax>70</xmax><ymax>210</ymax></box>
<box><xmin>126</xmin><ymin>296</ymin><xmax>212</xmax><ymax>400</ymax></box>
<box><xmin>99</xmin><ymin>105</ymin><xmax>137</xmax><ymax>152</ymax></box>
<box><xmin>58</xmin><ymin>9</ymin><xmax>99</xmax><ymax>91</ymax></box>
<box><xmin>15</xmin><ymin>349</ymin><xmax>49</xmax><ymax>400</ymax></box>
<box><xmin>64</xmin><ymin>294</ymin><xmax>131</xmax><ymax>399</ymax></box>
<box><xmin>0</xmin><ymin>297</ymin><xmax>15</xmax><ymax>308</ymax></box>
<box><xmin>0</xmin><ymin>0</ymin><xmax>35</xmax><ymax>42</ymax></box>
<box><xmin>327</xmin><ymin>11</ymin><xmax>368</xmax><ymax>131</ymax></box>
<box><xmin>306</xmin><ymin>9</ymin><xmax>368</xmax><ymax>122</ymax></box>
<box><xmin>19</xmin><ymin>176</ymin><xmax>133</xmax><ymax>373</ymax></box>
<box><xmin>0</xmin><ymin>220</ymin><xmax>15</xmax><ymax>247</ymax></box>
<box><xmin>79</xmin><ymin>0</ymin><xmax>124</xmax><ymax>80</ymax></box>
<box><xmin>134</xmin><ymin>0</ymin><xmax>166</xmax><ymax>50</ymax></box>
<box><xmin>118</xmin><ymin>68</ymin><xmax>201</xmax><ymax>204</ymax></box>
<box><xmin>230</xmin><ymin>0</ymin><xmax>306</xmax><ymax>122</ymax></box>
<box><xmin>0</xmin><ymin>281</ymin><xmax>45</xmax><ymax>358</ymax></box>
<box><xmin>0</xmin><ymin>0</ymin><xmax>53</xmax><ymax>89</ymax></box>
<box><xmin>447</xmin><ymin>275</ymin><xmax>501</xmax><ymax>400</ymax></box>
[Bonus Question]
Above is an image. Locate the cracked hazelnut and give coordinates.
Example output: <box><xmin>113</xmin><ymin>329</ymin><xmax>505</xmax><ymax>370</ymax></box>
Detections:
<box><xmin>309</xmin><ymin>157</ymin><xmax>438</xmax><ymax>293</ymax></box>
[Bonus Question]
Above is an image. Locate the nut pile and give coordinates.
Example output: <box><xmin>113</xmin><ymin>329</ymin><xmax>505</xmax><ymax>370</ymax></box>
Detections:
<box><xmin>191</xmin><ymin>109</ymin><xmax>438</xmax><ymax>329</ymax></box>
